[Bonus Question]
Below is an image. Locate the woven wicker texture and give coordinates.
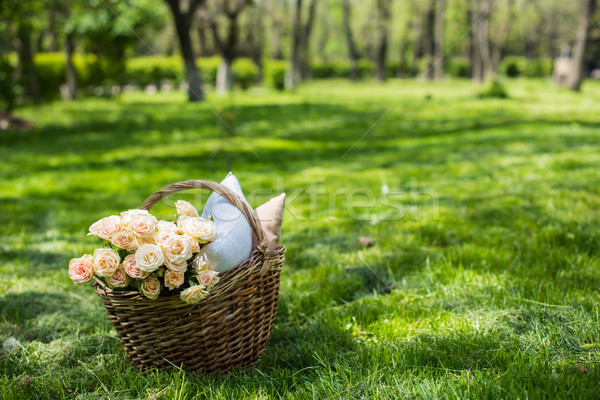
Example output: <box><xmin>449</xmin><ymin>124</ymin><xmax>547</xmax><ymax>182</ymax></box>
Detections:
<box><xmin>95</xmin><ymin>180</ymin><xmax>285</xmax><ymax>372</ymax></box>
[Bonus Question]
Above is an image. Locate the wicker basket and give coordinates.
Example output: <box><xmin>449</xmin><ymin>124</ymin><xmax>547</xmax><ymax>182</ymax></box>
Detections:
<box><xmin>94</xmin><ymin>180</ymin><xmax>285</xmax><ymax>373</ymax></box>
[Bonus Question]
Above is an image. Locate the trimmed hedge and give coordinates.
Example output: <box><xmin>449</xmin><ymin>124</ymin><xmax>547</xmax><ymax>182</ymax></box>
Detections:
<box><xmin>523</xmin><ymin>58</ymin><xmax>553</xmax><ymax>77</ymax></box>
<box><xmin>31</xmin><ymin>53</ymin><xmax>549</xmax><ymax>100</ymax></box>
<box><xmin>34</xmin><ymin>53</ymin><xmax>104</xmax><ymax>100</ymax></box>
<box><xmin>232</xmin><ymin>58</ymin><xmax>258</xmax><ymax>89</ymax></box>
<box><xmin>446</xmin><ymin>57</ymin><xmax>471</xmax><ymax>78</ymax></box>
<box><xmin>500</xmin><ymin>56</ymin><xmax>553</xmax><ymax>78</ymax></box>
<box><xmin>264</xmin><ymin>60</ymin><xmax>286</xmax><ymax>90</ymax></box>
<box><xmin>125</xmin><ymin>56</ymin><xmax>182</xmax><ymax>86</ymax></box>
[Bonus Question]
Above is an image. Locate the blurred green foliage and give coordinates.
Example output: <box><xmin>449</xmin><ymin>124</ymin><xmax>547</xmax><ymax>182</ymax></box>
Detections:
<box><xmin>478</xmin><ymin>79</ymin><xmax>510</xmax><ymax>99</ymax></box>
<box><xmin>500</xmin><ymin>56</ymin><xmax>554</xmax><ymax>78</ymax></box>
<box><xmin>445</xmin><ymin>57</ymin><xmax>471</xmax><ymax>78</ymax></box>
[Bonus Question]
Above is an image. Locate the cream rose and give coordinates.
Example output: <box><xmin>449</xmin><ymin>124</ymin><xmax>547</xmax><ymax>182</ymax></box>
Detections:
<box><xmin>136</xmin><ymin>234</ymin><xmax>157</xmax><ymax>246</ymax></box>
<box><xmin>68</xmin><ymin>254</ymin><xmax>94</xmax><ymax>284</ymax></box>
<box><xmin>106</xmin><ymin>265</ymin><xmax>131</xmax><ymax>288</ymax></box>
<box><xmin>164</xmin><ymin>269</ymin><xmax>185</xmax><ymax>290</ymax></box>
<box><xmin>180</xmin><ymin>285</ymin><xmax>209</xmax><ymax>304</ymax></box>
<box><xmin>88</xmin><ymin>215</ymin><xmax>123</xmax><ymax>240</ymax></box>
<box><xmin>183</xmin><ymin>234</ymin><xmax>200</xmax><ymax>253</ymax></box>
<box><xmin>175</xmin><ymin>200</ymin><xmax>199</xmax><ymax>218</ymax></box>
<box><xmin>140</xmin><ymin>275</ymin><xmax>161</xmax><ymax>300</ymax></box>
<box><xmin>122</xmin><ymin>254</ymin><xmax>149</xmax><ymax>279</ymax></box>
<box><xmin>165</xmin><ymin>259</ymin><xmax>187</xmax><ymax>273</ymax></box>
<box><xmin>135</xmin><ymin>244</ymin><xmax>164</xmax><ymax>273</ymax></box>
<box><xmin>111</xmin><ymin>229</ymin><xmax>138</xmax><ymax>250</ymax></box>
<box><xmin>121</xmin><ymin>209</ymin><xmax>151</xmax><ymax>225</ymax></box>
<box><xmin>163</xmin><ymin>236</ymin><xmax>192</xmax><ymax>266</ymax></box>
<box><xmin>196</xmin><ymin>270</ymin><xmax>219</xmax><ymax>289</ymax></box>
<box><xmin>177</xmin><ymin>216</ymin><xmax>217</xmax><ymax>243</ymax></box>
<box><xmin>92</xmin><ymin>248</ymin><xmax>120</xmax><ymax>277</ymax></box>
<box><xmin>154</xmin><ymin>229</ymin><xmax>178</xmax><ymax>247</ymax></box>
<box><xmin>157</xmin><ymin>220</ymin><xmax>179</xmax><ymax>232</ymax></box>
<box><xmin>130</xmin><ymin>214</ymin><xmax>158</xmax><ymax>238</ymax></box>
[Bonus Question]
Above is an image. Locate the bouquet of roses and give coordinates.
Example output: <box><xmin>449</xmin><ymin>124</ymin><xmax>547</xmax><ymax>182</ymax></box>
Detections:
<box><xmin>68</xmin><ymin>200</ymin><xmax>220</xmax><ymax>304</ymax></box>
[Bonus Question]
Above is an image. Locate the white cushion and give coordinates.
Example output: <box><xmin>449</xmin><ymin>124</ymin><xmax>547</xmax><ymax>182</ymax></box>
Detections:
<box><xmin>199</xmin><ymin>172</ymin><xmax>252</xmax><ymax>273</ymax></box>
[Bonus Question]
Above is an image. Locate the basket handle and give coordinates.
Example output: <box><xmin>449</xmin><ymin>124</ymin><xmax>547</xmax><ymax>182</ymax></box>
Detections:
<box><xmin>140</xmin><ymin>179</ymin><xmax>268</xmax><ymax>251</ymax></box>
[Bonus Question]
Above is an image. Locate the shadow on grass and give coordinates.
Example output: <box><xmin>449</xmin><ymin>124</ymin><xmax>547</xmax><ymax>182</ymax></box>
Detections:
<box><xmin>0</xmin><ymin>291</ymin><xmax>106</xmax><ymax>343</ymax></box>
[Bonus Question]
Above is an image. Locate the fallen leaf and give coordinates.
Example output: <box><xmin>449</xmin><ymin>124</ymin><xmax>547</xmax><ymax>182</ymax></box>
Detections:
<box><xmin>358</xmin><ymin>237</ymin><xmax>374</xmax><ymax>247</ymax></box>
<box><xmin>378</xmin><ymin>283</ymin><xmax>396</xmax><ymax>294</ymax></box>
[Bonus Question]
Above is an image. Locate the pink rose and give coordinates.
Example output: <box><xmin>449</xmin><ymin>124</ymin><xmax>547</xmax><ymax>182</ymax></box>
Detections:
<box><xmin>122</xmin><ymin>254</ymin><xmax>149</xmax><ymax>279</ymax></box>
<box><xmin>140</xmin><ymin>275</ymin><xmax>161</xmax><ymax>299</ymax></box>
<box><xmin>196</xmin><ymin>269</ymin><xmax>219</xmax><ymax>289</ymax></box>
<box><xmin>68</xmin><ymin>254</ymin><xmax>93</xmax><ymax>284</ymax></box>
<box><xmin>130</xmin><ymin>214</ymin><xmax>158</xmax><ymax>238</ymax></box>
<box><xmin>106</xmin><ymin>265</ymin><xmax>131</xmax><ymax>288</ymax></box>
<box><xmin>92</xmin><ymin>248</ymin><xmax>120</xmax><ymax>277</ymax></box>
<box><xmin>88</xmin><ymin>215</ymin><xmax>123</xmax><ymax>240</ymax></box>
<box><xmin>164</xmin><ymin>269</ymin><xmax>185</xmax><ymax>290</ymax></box>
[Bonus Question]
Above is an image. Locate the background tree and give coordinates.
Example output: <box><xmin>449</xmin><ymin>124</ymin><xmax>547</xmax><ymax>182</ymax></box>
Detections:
<box><xmin>285</xmin><ymin>0</ymin><xmax>303</xmax><ymax>89</ymax></box>
<box><xmin>568</xmin><ymin>0</ymin><xmax>597</xmax><ymax>91</ymax></box>
<box><xmin>471</xmin><ymin>0</ymin><xmax>493</xmax><ymax>82</ymax></box>
<box><xmin>1</xmin><ymin>0</ymin><xmax>44</xmax><ymax>104</ymax></box>
<box><xmin>433</xmin><ymin>0</ymin><xmax>446</xmax><ymax>80</ymax></box>
<box><xmin>299</xmin><ymin>0</ymin><xmax>317</xmax><ymax>80</ymax></box>
<box><xmin>203</xmin><ymin>0</ymin><xmax>253</xmax><ymax>95</ymax></box>
<box><xmin>374</xmin><ymin>0</ymin><xmax>391</xmax><ymax>81</ymax></box>
<box><xmin>164</xmin><ymin>0</ymin><xmax>205</xmax><ymax>101</ymax></box>
<box><xmin>342</xmin><ymin>0</ymin><xmax>360</xmax><ymax>80</ymax></box>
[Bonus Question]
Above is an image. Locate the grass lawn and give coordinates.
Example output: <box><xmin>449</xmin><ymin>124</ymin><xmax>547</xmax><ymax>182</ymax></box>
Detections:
<box><xmin>1</xmin><ymin>78</ymin><xmax>600</xmax><ymax>399</ymax></box>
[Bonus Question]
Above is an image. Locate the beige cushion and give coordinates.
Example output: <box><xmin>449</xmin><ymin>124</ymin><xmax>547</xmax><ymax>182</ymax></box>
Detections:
<box><xmin>254</xmin><ymin>193</ymin><xmax>285</xmax><ymax>251</ymax></box>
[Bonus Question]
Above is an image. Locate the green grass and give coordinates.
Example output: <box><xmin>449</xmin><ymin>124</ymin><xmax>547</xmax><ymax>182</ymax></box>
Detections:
<box><xmin>1</xmin><ymin>78</ymin><xmax>600</xmax><ymax>399</ymax></box>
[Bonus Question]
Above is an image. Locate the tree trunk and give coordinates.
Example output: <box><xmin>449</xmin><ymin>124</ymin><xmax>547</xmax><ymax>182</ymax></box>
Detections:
<box><xmin>411</xmin><ymin>14</ymin><xmax>422</xmax><ymax>77</ymax></box>
<box><xmin>248</xmin><ymin>9</ymin><xmax>264</xmax><ymax>82</ymax></box>
<box><xmin>269</xmin><ymin>3</ymin><xmax>285</xmax><ymax>60</ymax></box>
<box><xmin>64</xmin><ymin>34</ymin><xmax>77</xmax><ymax>100</ymax></box>
<box><xmin>208</xmin><ymin>2</ymin><xmax>246</xmax><ymax>95</ymax></box>
<box><xmin>300</xmin><ymin>0</ymin><xmax>317</xmax><ymax>80</ymax></box>
<box><xmin>285</xmin><ymin>0</ymin><xmax>303</xmax><ymax>90</ymax></box>
<box><xmin>465</xmin><ymin>4</ymin><xmax>474</xmax><ymax>78</ymax></box>
<box><xmin>433</xmin><ymin>0</ymin><xmax>446</xmax><ymax>80</ymax></box>
<box><xmin>165</xmin><ymin>0</ymin><xmax>204</xmax><ymax>102</ymax></box>
<box><xmin>375</xmin><ymin>0</ymin><xmax>391</xmax><ymax>81</ymax></box>
<box><xmin>216</xmin><ymin>58</ymin><xmax>233</xmax><ymax>95</ymax></box>
<box><xmin>17</xmin><ymin>23</ymin><xmax>40</xmax><ymax>105</ymax></box>
<box><xmin>197</xmin><ymin>23</ymin><xmax>210</xmax><ymax>57</ymax></box>
<box><xmin>471</xmin><ymin>0</ymin><xmax>483</xmax><ymax>83</ymax></box>
<box><xmin>424</xmin><ymin>0</ymin><xmax>436</xmax><ymax>80</ymax></box>
<box><xmin>478</xmin><ymin>0</ymin><xmax>493</xmax><ymax>80</ymax></box>
<box><xmin>342</xmin><ymin>0</ymin><xmax>360</xmax><ymax>81</ymax></box>
<box><xmin>491</xmin><ymin>0</ymin><xmax>514</xmax><ymax>75</ymax></box>
<box><xmin>568</xmin><ymin>0</ymin><xmax>596</xmax><ymax>92</ymax></box>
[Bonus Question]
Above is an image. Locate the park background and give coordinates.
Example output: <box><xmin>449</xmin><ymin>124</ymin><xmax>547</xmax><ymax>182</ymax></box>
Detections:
<box><xmin>1</xmin><ymin>0</ymin><xmax>600</xmax><ymax>398</ymax></box>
